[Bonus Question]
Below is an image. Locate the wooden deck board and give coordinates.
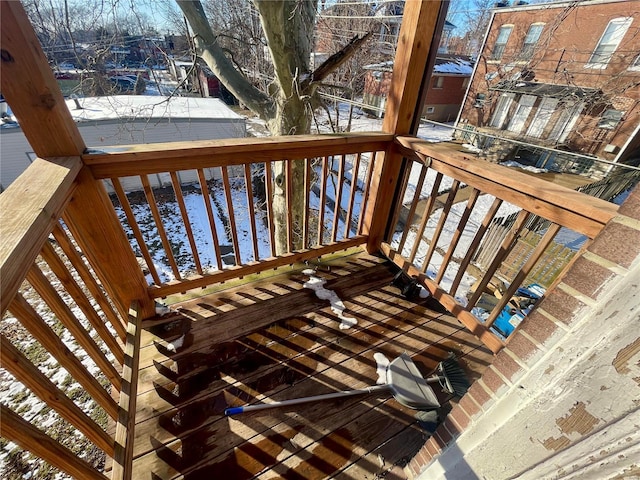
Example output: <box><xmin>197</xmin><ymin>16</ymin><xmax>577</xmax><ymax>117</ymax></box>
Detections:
<box><xmin>131</xmin><ymin>251</ymin><xmax>493</xmax><ymax>479</ymax></box>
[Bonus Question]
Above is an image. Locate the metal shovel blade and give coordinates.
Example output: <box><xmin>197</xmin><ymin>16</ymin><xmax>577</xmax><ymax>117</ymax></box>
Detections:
<box><xmin>387</xmin><ymin>353</ymin><xmax>440</xmax><ymax>410</ymax></box>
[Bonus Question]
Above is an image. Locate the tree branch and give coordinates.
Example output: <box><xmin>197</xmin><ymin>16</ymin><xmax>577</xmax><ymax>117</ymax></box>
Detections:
<box><xmin>176</xmin><ymin>0</ymin><xmax>274</xmax><ymax>119</ymax></box>
<box><xmin>302</xmin><ymin>32</ymin><xmax>373</xmax><ymax>90</ymax></box>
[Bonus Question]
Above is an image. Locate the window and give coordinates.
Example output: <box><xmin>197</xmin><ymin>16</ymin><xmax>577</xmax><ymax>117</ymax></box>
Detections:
<box><xmin>491</xmin><ymin>25</ymin><xmax>513</xmax><ymax>61</ymax></box>
<box><xmin>434</xmin><ymin>76</ymin><xmax>444</xmax><ymax>89</ymax></box>
<box><xmin>521</xmin><ymin>23</ymin><xmax>545</xmax><ymax>60</ymax></box>
<box><xmin>549</xmin><ymin>102</ymin><xmax>584</xmax><ymax>143</ymax></box>
<box><xmin>490</xmin><ymin>93</ymin><xmax>514</xmax><ymax>128</ymax></box>
<box><xmin>598</xmin><ymin>109</ymin><xmax>624</xmax><ymax>129</ymax></box>
<box><xmin>629</xmin><ymin>54</ymin><xmax>640</xmax><ymax>71</ymax></box>
<box><xmin>507</xmin><ymin>95</ymin><xmax>536</xmax><ymax>134</ymax></box>
<box><xmin>426</xmin><ymin>106</ymin><xmax>435</xmax><ymax>113</ymax></box>
<box><xmin>587</xmin><ymin>17</ymin><xmax>632</xmax><ymax>68</ymax></box>
<box><xmin>526</xmin><ymin>97</ymin><xmax>558</xmax><ymax>138</ymax></box>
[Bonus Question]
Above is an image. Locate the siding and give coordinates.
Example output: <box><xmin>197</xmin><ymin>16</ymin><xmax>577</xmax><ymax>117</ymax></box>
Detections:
<box><xmin>0</xmin><ymin>118</ymin><xmax>246</xmax><ymax>190</ymax></box>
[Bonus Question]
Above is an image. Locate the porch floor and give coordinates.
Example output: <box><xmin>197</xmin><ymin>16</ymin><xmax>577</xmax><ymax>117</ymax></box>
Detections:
<box><xmin>130</xmin><ymin>250</ymin><xmax>494</xmax><ymax>479</ymax></box>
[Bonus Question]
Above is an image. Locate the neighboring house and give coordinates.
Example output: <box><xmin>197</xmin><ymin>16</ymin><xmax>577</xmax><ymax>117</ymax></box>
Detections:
<box><xmin>0</xmin><ymin>95</ymin><xmax>246</xmax><ymax>191</ymax></box>
<box><xmin>363</xmin><ymin>54</ymin><xmax>473</xmax><ymax>121</ymax></box>
<box><xmin>457</xmin><ymin>0</ymin><xmax>640</xmax><ymax>174</ymax></box>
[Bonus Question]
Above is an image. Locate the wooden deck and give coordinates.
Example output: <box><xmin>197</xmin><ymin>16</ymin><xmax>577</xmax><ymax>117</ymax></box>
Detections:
<box><xmin>130</xmin><ymin>251</ymin><xmax>494</xmax><ymax>479</ymax></box>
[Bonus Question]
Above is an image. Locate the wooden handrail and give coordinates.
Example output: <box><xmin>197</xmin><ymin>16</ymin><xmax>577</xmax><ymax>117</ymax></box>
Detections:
<box><xmin>82</xmin><ymin>133</ymin><xmax>393</xmax><ymax>178</ymax></box>
<box><xmin>0</xmin><ymin>157</ymin><xmax>82</xmax><ymax>316</ymax></box>
<box><xmin>395</xmin><ymin>137</ymin><xmax>618</xmax><ymax>238</ymax></box>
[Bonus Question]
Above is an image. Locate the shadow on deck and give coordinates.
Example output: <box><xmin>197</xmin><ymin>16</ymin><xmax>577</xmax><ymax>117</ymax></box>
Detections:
<box><xmin>130</xmin><ymin>252</ymin><xmax>494</xmax><ymax>479</ymax></box>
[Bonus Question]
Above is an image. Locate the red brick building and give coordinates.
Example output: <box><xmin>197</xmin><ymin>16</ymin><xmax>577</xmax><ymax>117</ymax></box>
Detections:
<box><xmin>457</xmin><ymin>0</ymin><xmax>640</xmax><ymax>171</ymax></box>
<box><xmin>364</xmin><ymin>55</ymin><xmax>473</xmax><ymax>121</ymax></box>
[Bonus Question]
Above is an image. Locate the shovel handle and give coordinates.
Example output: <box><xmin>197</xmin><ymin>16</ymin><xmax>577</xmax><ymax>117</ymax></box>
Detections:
<box><xmin>225</xmin><ymin>384</ymin><xmax>391</xmax><ymax>416</ymax></box>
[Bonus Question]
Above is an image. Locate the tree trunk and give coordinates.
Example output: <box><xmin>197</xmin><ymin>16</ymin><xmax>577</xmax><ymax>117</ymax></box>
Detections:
<box><xmin>178</xmin><ymin>0</ymin><xmax>366</xmax><ymax>255</ymax></box>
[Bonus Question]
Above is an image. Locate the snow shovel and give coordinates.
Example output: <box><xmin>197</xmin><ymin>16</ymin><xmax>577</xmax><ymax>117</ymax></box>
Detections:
<box><xmin>225</xmin><ymin>353</ymin><xmax>465</xmax><ymax>416</ymax></box>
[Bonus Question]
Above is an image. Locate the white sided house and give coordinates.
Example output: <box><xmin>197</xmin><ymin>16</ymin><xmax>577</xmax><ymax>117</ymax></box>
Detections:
<box><xmin>0</xmin><ymin>95</ymin><xmax>246</xmax><ymax>191</ymax></box>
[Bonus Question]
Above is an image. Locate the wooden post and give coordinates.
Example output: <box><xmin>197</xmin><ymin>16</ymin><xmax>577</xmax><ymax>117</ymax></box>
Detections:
<box><xmin>0</xmin><ymin>1</ymin><xmax>155</xmax><ymax>319</ymax></box>
<box><xmin>362</xmin><ymin>0</ymin><xmax>447</xmax><ymax>252</ymax></box>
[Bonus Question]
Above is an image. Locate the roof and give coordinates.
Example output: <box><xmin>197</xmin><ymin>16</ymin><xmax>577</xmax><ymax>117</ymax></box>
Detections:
<box><xmin>489</xmin><ymin>81</ymin><xmax>602</xmax><ymax>100</ymax></box>
<box><xmin>492</xmin><ymin>0</ymin><xmax>630</xmax><ymax>13</ymax></box>
<box><xmin>66</xmin><ymin>96</ymin><xmax>244</xmax><ymax>123</ymax></box>
<box><xmin>364</xmin><ymin>55</ymin><xmax>473</xmax><ymax>76</ymax></box>
<box><xmin>434</xmin><ymin>56</ymin><xmax>473</xmax><ymax>75</ymax></box>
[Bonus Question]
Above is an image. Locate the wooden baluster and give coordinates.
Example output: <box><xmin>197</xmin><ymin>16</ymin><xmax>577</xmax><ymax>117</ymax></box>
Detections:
<box><xmin>357</xmin><ymin>151</ymin><xmax>377</xmax><ymax>236</ymax></box>
<box><xmin>264</xmin><ymin>162</ymin><xmax>277</xmax><ymax>258</ymax></box>
<box><xmin>140</xmin><ymin>175</ymin><xmax>181</xmax><ymax>280</ymax></box>
<box><xmin>243</xmin><ymin>164</ymin><xmax>260</xmax><ymax>262</ymax></box>
<box><xmin>317</xmin><ymin>156</ymin><xmax>329</xmax><ymax>246</ymax></box>
<box><xmin>285</xmin><ymin>159</ymin><xmax>294</xmax><ymax>253</ymax></box>
<box><xmin>344</xmin><ymin>153</ymin><xmax>361</xmax><ymax>239</ymax></box>
<box><xmin>449</xmin><ymin>197</ymin><xmax>503</xmax><ymax>297</ymax></box>
<box><xmin>0</xmin><ymin>405</ymin><xmax>108</xmax><ymax>480</ymax></box>
<box><xmin>0</xmin><ymin>336</ymin><xmax>114</xmax><ymax>455</ymax></box>
<box><xmin>9</xmin><ymin>294</ymin><xmax>119</xmax><ymax>420</ymax></box>
<box><xmin>170</xmin><ymin>171</ymin><xmax>203</xmax><ymax>275</ymax></box>
<box><xmin>331</xmin><ymin>155</ymin><xmax>346</xmax><ymax>243</ymax></box>
<box><xmin>435</xmin><ymin>188</ymin><xmax>480</xmax><ymax>284</ymax></box>
<box><xmin>220</xmin><ymin>166</ymin><xmax>242</xmax><ymax>265</ymax></box>
<box><xmin>385</xmin><ymin>158</ymin><xmax>414</xmax><ymax>246</ymax></box>
<box><xmin>39</xmin><ymin>240</ymin><xmax>124</xmax><ymax>357</ymax></box>
<box><xmin>396</xmin><ymin>164</ymin><xmax>427</xmax><ymax>254</ymax></box>
<box><xmin>408</xmin><ymin>172</ymin><xmax>443</xmax><ymax>264</ymax></box>
<box><xmin>110</xmin><ymin>178</ymin><xmax>162</xmax><ymax>286</ymax></box>
<box><xmin>421</xmin><ymin>179</ymin><xmax>461</xmax><ymax>273</ymax></box>
<box><xmin>196</xmin><ymin>169</ymin><xmax>224</xmax><ymax>270</ymax></box>
<box><xmin>485</xmin><ymin>224</ymin><xmax>561</xmax><ymax>329</ymax></box>
<box><xmin>51</xmin><ymin>223</ymin><xmax>126</xmax><ymax>340</ymax></box>
<box><xmin>303</xmin><ymin>158</ymin><xmax>312</xmax><ymax>249</ymax></box>
<box><xmin>27</xmin><ymin>262</ymin><xmax>123</xmax><ymax>382</ymax></box>
<box><xmin>467</xmin><ymin>210</ymin><xmax>531</xmax><ymax>311</ymax></box>
<box><xmin>112</xmin><ymin>303</ymin><xmax>142</xmax><ymax>480</ymax></box>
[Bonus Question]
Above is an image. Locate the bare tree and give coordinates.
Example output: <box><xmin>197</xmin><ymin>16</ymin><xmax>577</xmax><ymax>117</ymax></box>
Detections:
<box><xmin>177</xmin><ymin>0</ymin><xmax>370</xmax><ymax>253</ymax></box>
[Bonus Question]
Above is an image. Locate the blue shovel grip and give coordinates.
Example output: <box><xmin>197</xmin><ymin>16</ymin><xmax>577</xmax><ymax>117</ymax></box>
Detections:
<box><xmin>225</xmin><ymin>406</ymin><xmax>244</xmax><ymax>416</ymax></box>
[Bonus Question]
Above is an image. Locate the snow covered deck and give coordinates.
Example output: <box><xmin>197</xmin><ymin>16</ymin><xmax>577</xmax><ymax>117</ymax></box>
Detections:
<box><xmin>128</xmin><ymin>250</ymin><xmax>493</xmax><ymax>479</ymax></box>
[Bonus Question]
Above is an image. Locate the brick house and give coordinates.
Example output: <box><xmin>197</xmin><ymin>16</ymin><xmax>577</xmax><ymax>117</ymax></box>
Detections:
<box><xmin>363</xmin><ymin>54</ymin><xmax>473</xmax><ymax>121</ymax></box>
<box><xmin>457</xmin><ymin>0</ymin><xmax>640</xmax><ymax>172</ymax></box>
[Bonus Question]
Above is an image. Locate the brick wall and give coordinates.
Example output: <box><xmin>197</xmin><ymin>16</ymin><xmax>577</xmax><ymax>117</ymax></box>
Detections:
<box><xmin>406</xmin><ymin>183</ymin><xmax>640</xmax><ymax>479</ymax></box>
<box><xmin>458</xmin><ymin>0</ymin><xmax>640</xmax><ymax>161</ymax></box>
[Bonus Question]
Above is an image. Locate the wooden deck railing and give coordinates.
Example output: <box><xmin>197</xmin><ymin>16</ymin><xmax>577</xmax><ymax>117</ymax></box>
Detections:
<box><xmin>0</xmin><ymin>133</ymin><xmax>388</xmax><ymax>479</ymax></box>
<box><xmin>383</xmin><ymin>137</ymin><xmax>618</xmax><ymax>353</ymax></box>
<box><xmin>83</xmin><ymin>133</ymin><xmax>390</xmax><ymax>298</ymax></box>
<box><xmin>0</xmin><ymin>133</ymin><xmax>620</xmax><ymax>478</ymax></box>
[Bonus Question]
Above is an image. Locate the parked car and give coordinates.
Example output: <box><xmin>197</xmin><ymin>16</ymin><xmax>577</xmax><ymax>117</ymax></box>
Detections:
<box><xmin>109</xmin><ymin>76</ymin><xmax>136</xmax><ymax>92</ymax></box>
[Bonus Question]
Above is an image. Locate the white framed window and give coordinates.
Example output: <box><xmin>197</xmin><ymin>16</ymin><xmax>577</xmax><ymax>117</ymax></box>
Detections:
<box><xmin>426</xmin><ymin>106</ymin><xmax>435</xmax><ymax>113</ymax></box>
<box><xmin>521</xmin><ymin>23</ymin><xmax>545</xmax><ymax>60</ymax></box>
<box><xmin>586</xmin><ymin>17</ymin><xmax>632</xmax><ymax>68</ymax></box>
<box><xmin>549</xmin><ymin>101</ymin><xmax>584</xmax><ymax>143</ymax></box>
<box><xmin>598</xmin><ymin>109</ymin><xmax>624</xmax><ymax>129</ymax></box>
<box><xmin>491</xmin><ymin>25</ymin><xmax>513</xmax><ymax>61</ymax></box>
<box><xmin>526</xmin><ymin>97</ymin><xmax>558</xmax><ymax>138</ymax></box>
<box><xmin>629</xmin><ymin>54</ymin><xmax>640</xmax><ymax>71</ymax></box>
<box><xmin>490</xmin><ymin>93</ymin><xmax>514</xmax><ymax>128</ymax></box>
<box><xmin>507</xmin><ymin>94</ymin><xmax>536</xmax><ymax>134</ymax></box>
<box><xmin>434</xmin><ymin>76</ymin><xmax>444</xmax><ymax>89</ymax></box>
